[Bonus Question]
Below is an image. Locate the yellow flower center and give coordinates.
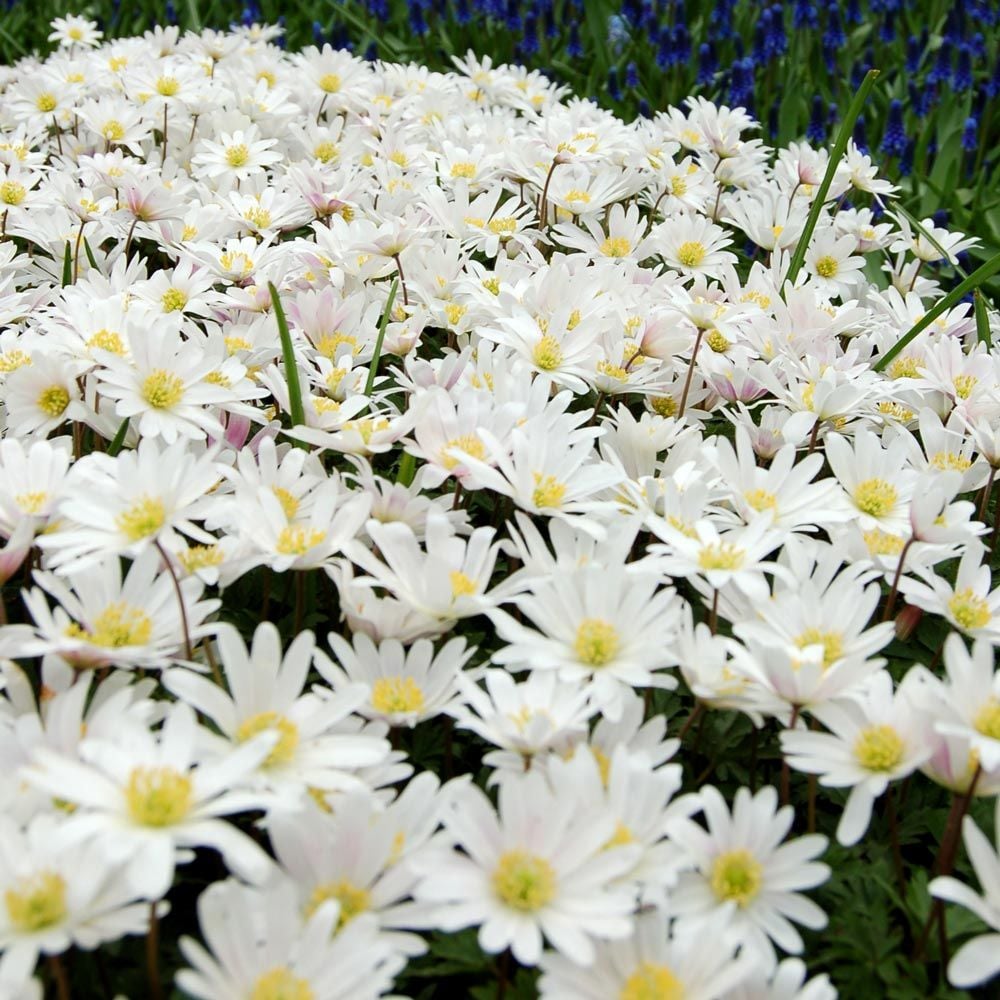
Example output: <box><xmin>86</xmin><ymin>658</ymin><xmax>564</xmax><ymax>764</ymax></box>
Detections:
<box><xmin>304</xmin><ymin>880</ymin><xmax>370</xmax><ymax>929</ymax></box>
<box><xmin>244</xmin><ymin>205</ymin><xmax>272</xmax><ymax>229</ymax></box>
<box><xmin>161</xmin><ymin>287</ymin><xmax>188</xmax><ymax>312</ymax></box>
<box><xmin>974</xmin><ymin>699</ymin><xmax>1000</xmax><ymax>740</ymax></box>
<box><xmin>482</xmin><ymin>276</ymin><xmax>500</xmax><ymax>295</ymax></box>
<box><xmin>16</xmin><ymin>491</ymin><xmax>48</xmax><ymax>514</ymax></box>
<box><xmin>65</xmin><ymin>602</ymin><xmax>153</xmax><ymax>649</ymax></box>
<box><xmin>488</xmin><ymin>216</ymin><xmax>517</xmax><ymax>236</ymax></box>
<box><xmin>710</xmin><ymin>849</ymin><xmax>763</xmax><ymax>907</ymax></box>
<box><xmin>224</xmin><ymin>335</ymin><xmax>252</xmax><ymax>354</ymax></box>
<box><xmin>37</xmin><ymin>385</ymin><xmax>70</xmax><ymax>418</ymax></box>
<box><xmin>250</xmin><ymin>967</ymin><xmax>314</xmax><ymax>1000</ymax></box>
<box><xmin>178</xmin><ymin>545</ymin><xmax>224</xmax><ymax>572</ymax></box>
<box><xmin>318</xmin><ymin>73</ymin><xmax>341</xmax><ymax>93</ymax></box>
<box><xmin>697</xmin><ymin>542</ymin><xmax>746</xmax><ymax>571</ymax></box>
<box><xmin>744</xmin><ymin>488</ymin><xmax>777</xmax><ymax>512</ymax></box>
<box><xmin>854</xmin><ymin>724</ymin><xmax>904</xmax><ymax>772</ymax></box>
<box><xmin>531</xmin><ymin>335</ymin><xmax>563</xmax><ymax>371</ymax></box>
<box><xmin>604</xmin><ymin>822</ymin><xmax>634</xmax><ymax>849</ymax></box>
<box><xmin>953</xmin><ymin>374</ymin><xmax>978</xmax><ymax>400</ymax></box>
<box><xmin>949</xmin><ymin>588</ymin><xmax>991</xmax><ymax>631</ymax></box>
<box><xmin>36</xmin><ymin>93</ymin><xmax>57</xmax><ymax>112</ymax></box>
<box><xmin>5</xmin><ymin>871</ymin><xmax>68</xmax><ymax>933</ymax></box>
<box><xmin>225</xmin><ymin>144</ymin><xmax>250</xmax><ymax>168</ymax></box>
<box><xmin>0</xmin><ymin>180</ymin><xmax>25</xmax><ymax>205</ymax></box>
<box><xmin>862</xmin><ymin>529</ymin><xmax>906</xmax><ymax>556</ymax></box>
<box><xmin>87</xmin><ymin>329</ymin><xmax>125</xmax><ymax>354</ymax></box>
<box><xmin>930</xmin><ymin>451</ymin><xmax>971</xmax><ymax>472</ymax></box>
<box><xmin>650</xmin><ymin>395</ymin><xmax>677</xmax><ymax>418</ymax></box>
<box><xmin>853</xmin><ymin>478</ymin><xmax>898</xmax><ymax>518</ymax></box>
<box><xmin>237</xmin><ymin>711</ymin><xmax>300</xmax><ymax>767</ymax></box>
<box><xmin>888</xmin><ymin>356</ymin><xmax>920</xmax><ymax>380</ymax></box>
<box><xmin>814</xmin><ymin>255</ymin><xmax>839</xmax><ymax>278</ymax></box>
<box><xmin>313</xmin><ymin>141</ymin><xmax>338</xmax><ymax>163</ymax></box>
<box><xmin>370</xmin><ymin>677</ymin><xmax>426</xmax><ymax>715</ymax></box>
<box><xmin>272</xmin><ymin>486</ymin><xmax>300</xmax><ymax>520</ymax></box>
<box><xmin>142</xmin><ymin>369</ymin><xmax>184</xmax><ymax>409</ymax></box>
<box><xmin>155</xmin><ymin>76</ymin><xmax>180</xmax><ymax>96</ymax></box>
<box><xmin>600</xmin><ymin>236</ymin><xmax>632</xmax><ymax>258</ymax></box>
<box><xmin>275</xmin><ymin>527</ymin><xmax>325</xmax><ymax>555</ymax></box>
<box><xmin>574</xmin><ymin>618</ymin><xmax>620</xmax><ymax>667</ymax></box>
<box><xmin>450</xmin><ymin>161</ymin><xmax>476</xmax><ymax>178</ymax></box>
<box><xmin>441</xmin><ymin>435</ymin><xmax>485</xmax><ymax>471</ymax></box>
<box><xmin>125</xmin><ymin>766</ymin><xmax>193</xmax><ymax>827</ymax></box>
<box><xmin>706</xmin><ymin>329</ymin><xmax>730</xmax><ymax>352</ymax></box>
<box><xmin>102</xmin><ymin>120</ymin><xmax>125</xmax><ymax>141</ymax></box>
<box><xmin>220</xmin><ymin>251</ymin><xmax>253</xmax><ymax>274</ymax></box>
<box><xmin>531</xmin><ymin>472</ymin><xmax>567</xmax><ymax>509</ymax></box>
<box><xmin>314</xmin><ymin>332</ymin><xmax>358</xmax><ymax>359</ymax></box>
<box><xmin>620</xmin><ymin>963</ymin><xmax>685</xmax><ymax>1000</ymax></box>
<box><xmin>677</xmin><ymin>241</ymin><xmax>706</xmax><ymax>268</ymax></box>
<box><xmin>116</xmin><ymin>496</ymin><xmax>166</xmax><ymax>541</ymax></box>
<box><xmin>492</xmin><ymin>850</ymin><xmax>556</xmax><ymax>912</ymax></box>
<box><xmin>450</xmin><ymin>570</ymin><xmax>477</xmax><ymax>598</ymax></box>
<box><xmin>794</xmin><ymin>628</ymin><xmax>843</xmax><ymax>669</ymax></box>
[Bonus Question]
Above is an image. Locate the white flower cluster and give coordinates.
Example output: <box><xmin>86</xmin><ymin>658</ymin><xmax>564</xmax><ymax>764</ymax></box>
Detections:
<box><xmin>1</xmin><ymin>16</ymin><xmax>1000</xmax><ymax>999</ymax></box>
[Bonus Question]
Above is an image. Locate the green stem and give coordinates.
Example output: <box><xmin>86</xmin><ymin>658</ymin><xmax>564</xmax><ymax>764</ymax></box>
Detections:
<box><xmin>365</xmin><ymin>277</ymin><xmax>398</xmax><ymax>396</ymax></box>
<box><xmin>268</xmin><ymin>281</ymin><xmax>307</xmax><ymax>445</ymax></box>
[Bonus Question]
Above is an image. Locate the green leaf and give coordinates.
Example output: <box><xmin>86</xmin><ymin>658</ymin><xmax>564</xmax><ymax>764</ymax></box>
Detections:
<box><xmin>107</xmin><ymin>418</ymin><xmax>130</xmax><ymax>458</ymax></box>
<box><xmin>783</xmin><ymin>69</ymin><xmax>880</xmax><ymax>291</ymax></box>
<box><xmin>397</xmin><ymin>450</ymin><xmax>417</xmax><ymax>487</ymax></box>
<box><xmin>364</xmin><ymin>277</ymin><xmax>398</xmax><ymax>396</ymax></box>
<box><xmin>268</xmin><ymin>281</ymin><xmax>307</xmax><ymax>446</ymax></box>
<box><xmin>61</xmin><ymin>241</ymin><xmax>73</xmax><ymax>286</ymax></box>
<box><xmin>975</xmin><ymin>289</ymin><xmax>993</xmax><ymax>347</ymax></box>
<box><xmin>874</xmin><ymin>253</ymin><xmax>1000</xmax><ymax>372</ymax></box>
<box><xmin>82</xmin><ymin>237</ymin><xmax>100</xmax><ymax>272</ymax></box>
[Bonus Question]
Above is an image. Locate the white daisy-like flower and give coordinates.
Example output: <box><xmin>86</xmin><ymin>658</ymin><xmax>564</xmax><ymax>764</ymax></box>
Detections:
<box><xmin>668</xmin><ymin>785</ymin><xmax>830</xmax><ymax>972</ymax></box>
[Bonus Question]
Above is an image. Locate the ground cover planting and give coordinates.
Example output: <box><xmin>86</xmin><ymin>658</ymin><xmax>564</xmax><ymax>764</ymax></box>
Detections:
<box><xmin>1</xmin><ymin>15</ymin><xmax>1000</xmax><ymax>1000</ymax></box>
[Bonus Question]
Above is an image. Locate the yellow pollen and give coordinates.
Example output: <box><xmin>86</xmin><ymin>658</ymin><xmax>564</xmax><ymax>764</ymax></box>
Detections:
<box><xmin>591</xmin><ymin>746</ymin><xmax>611</xmax><ymax>786</ymax></box>
<box><xmin>370</xmin><ymin>677</ymin><xmax>425</xmax><ymax>715</ymax></box>
<box><xmin>697</xmin><ymin>542</ymin><xmax>746</xmax><ymax>571</ymax></box>
<box><xmin>531</xmin><ymin>472</ymin><xmax>567</xmax><ymax>509</ymax></box>
<box><xmin>125</xmin><ymin>766</ymin><xmax>193</xmax><ymax>827</ymax></box>
<box><xmin>0</xmin><ymin>181</ymin><xmax>26</xmax><ymax>205</ymax></box>
<box><xmin>863</xmin><ymin>529</ymin><xmax>906</xmax><ymax>556</ymax></box>
<box><xmin>482</xmin><ymin>277</ymin><xmax>500</xmax><ymax>295</ymax></box>
<box><xmin>250</xmin><ymin>967</ymin><xmax>314</xmax><ymax>1000</ymax></box>
<box><xmin>706</xmin><ymin>329</ymin><xmax>730</xmax><ymax>352</ymax></box>
<box><xmin>64</xmin><ymin>602</ymin><xmax>152</xmax><ymax>648</ymax></box>
<box><xmin>600</xmin><ymin>236</ymin><xmax>631</xmax><ymax>258</ymax></box>
<box><xmin>492</xmin><ymin>850</ymin><xmax>556</xmax><ymax>912</ymax></box>
<box><xmin>225</xmin><ymin>143</ymin><xmax>250</xmax><ymax>168</ymax></box>
<box><xmin>178</xmin><ymin>545</ymin><xmax>224</xmax><ymax>572</ymax></box>
<box><xmin>142</xmin><ymin>369</ymin><xmax>184</xmax><ymax>408</ymax></box>
<box><xmin>794</xmin><ymin>628</ymin><xmax>843</xmax><ymax>669</ymax></box>
<box><xmin>488</xmin><ymin>216</ymin><xmax>517</xmax><ymax>235</ymax></box>
<box><xmin>974</xmin><ymin>699</ymin><xmax>1000</xmax><ymax>740</ymax></box>
<box><xmin>276</xmin><ymin>526</ymin><xmax>325</xmax><ymax>555</ymax></box>
<box><xmin>445</xmin><ymin>302</ymin><xmax>467</xmax><ymax>327</ymax></box>
<box><xmin>237</xmin><ymin>711</ymin><xmax>300</xmax><ymax>767</ymax></box>
<box><xmin>563</xmin><ymin>188</ymin><xmax>591</xmax><ymax>204</ymax></box>
<box><xmin>744</xmin><ymin>488</ymin><xmax>777</xmax><ymax>513</ymax></box>
<box><xmin>450</xmin><ymin>570</ymin><xmax>477</xmax><ymax>597</ymax></box>
<box><xmin>930</xmin><ymin>451</ymin><xmax>972</xmax><ymax>472</ymax></box>
<box><xmin>604</xmin><ymin>822</ymin><xmax>634</xmax><ymax>849</ymax></box>
<box><xmin>953</xmin><ymin>374</ymin><xmax>978</xmax><ymax>400</ymax></box>
<box><xmin>650</xmin><ymin>395</ymin><xmax>677</xmax><ymax>418</ymax></box>
<box><xmin>304</xmin><ymin>880</ymin><xmax>370</xmax><ymax>929</ymax></box>
<box><xmin>244</xmin><ymin>206</ymin><xmax>272</xmax><ymax>229</ymax></box>
<box><xmin>677</xmin><ymin>241</ymin><xmax>706</xmax><ymax>268</ymax></box>
<box><xmin>388</xmin><ymin>151</ymin><xmax>408</xmax><ymax>167</ymax></box>
<box><xmin>463</xmin><ymin>215</ymin><xmax>485</xmax><ymax>228</ymax></box>
<box><xmin>532</xmin><ymin>335</ymin><xmax>563</xmax><ymax>371</ymax></box>
<box><xmin>224</xmin><ymin>335</ymin><xmax>252</xmax><ymax>354</ymax></box>
<box><xmin>181</xmin><ymin>224</ymin><xmax>198</xmax><ymax>241</ymax></box>
<box><xmin>220</xmin><ymin>251</ymin><xmax>253</xmax><ymax>274</ymax></box>
<box><xmin>204</xmin><ymin>370</ymin><xmax>230</xmax><ymax>388</ymax></box>
<box><xmin>318</xmin><ymin>73</ymin><xmax>341</xmax><ymax>93</ymax></box>
<box><xmin>5</xmin><ymin>871</ymin><xmax>68</xmax><ymax>933</ymax></box>
<box><xmin>116</xmin><ymin>496</ymin><xmax>166</xmax><ymax>541</ymax></box>
<box><xmin>619</xmin><ymin>963</ymin><xmax>685</xmax><ymax>1000</ymax></box>
<box><xmin>102</xmin><ymin>120</ymin><xmax>125</xmax><ymax>141</ymax></box>
<box><xmin>710</xmin><ymin>849</ymin><xmax>763</xmax><ymax>907</ymax></box>
<box><xmin>344</xmin><ymin>417</ymin><xmax>389</xmax><ymax>445</ymax></box>
<box><xmin>574</xmin><ymin>618</ymin><xmax>620</xmax><ymax>667</ymax></box>
<box><xmin>155</xmin><ymin>76</ymin><xmax>180</xmax><ymax>96</ymax></box>
<box><xmin>161</xmin><ymin>287</ymin><xmax>188</xmax><ymax>312</ymax></box>
<box><xmin>15</xmin><ymin>491</ymin><xmax>48</xmax><ymax>514</ymax></box>
<box><xmin>670</xmin><ymin>176</ymin><xmax>688</xmax><ymax>197</ymax></box>
<box><xmin>272</xmin><ymin>486</ymin><xmax>300</xmax><ymax>520</ymax></box>
<box><xmin>36</xmin><ymin>93</ymin><xmax>57</xmax><ymax>112</ymax></box>
<box><xmin>256</xmin><ymin>69</ymin><xmax>276</xmax><ymax>87</ymax></box>
<box><xmin>949</xmin><ymin>588</ymin><xmax>991</xmax><ymax>631</ymax></box>
<box><xmin>854</xmin><ymin>478</ymin><xmax>898</xmax><ymax>518</ymax></box>
<box><xmin>597</xmin><ymin>360</ymin><xmax>628</xmax><ymax>381</ymax></box>
<box><xmin>450</xmin><ymin>161</ymin><xmax>476</xmax><ymax>178</ymax></box>
<box><xmin>854</xmin><ymin>724</ymin><xmax>905</xmax><ymax>772</ymax></box>
<box><xmin>878</xmin><ymin>402</ymin><xmax>915</xmax><ymax>422</ymax></box>
<box><xmin>314</xmin><ymin>332</ymin><xmax>359</xmax><ymax>359</ymax></box>
<box><xmin>87</xmin><ymin>329</ymin><xmax>125</xmax><ymax>354</ymax></box>
<box><xmin>814</xmin><ymin>255</ymin><xmax>839</xmax><ymax>278</ymax></box>
<box><xmin>37</xmin><ymin>385</ymin><xmax>70</xmax><ymax>418</ymax></box>
<box><xmin>313</xmin><ymin>141</ymin><xmax>338</xmax><ymax>163</ymax></box>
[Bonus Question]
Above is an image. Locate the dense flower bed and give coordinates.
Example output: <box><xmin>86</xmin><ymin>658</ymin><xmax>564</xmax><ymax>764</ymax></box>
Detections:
<box><xmin>1</xmin><ymin>17</ymin><xmax>1000</xmax><ymax>1000</ymax></box>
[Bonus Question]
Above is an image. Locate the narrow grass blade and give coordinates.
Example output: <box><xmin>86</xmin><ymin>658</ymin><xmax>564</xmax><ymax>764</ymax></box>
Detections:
<box><xmin>783</xmin><ymin>69</ymin><xmax>880</xmax><ymax>291</ymax></box>
<box><xmin>874</xmin><ymin>253</ymin><xmax>1000</xmax><ymax>372</ymax></box>
<box><xmin>61</xmin><ymin>242</ymin><xmax>72</xmax><ymax>286</ymax></box>
<box><xmin>185</xmin><ymin>0</ymin><xmax>202</xmax><ymax>32</ymax></box>
<box><xmin>975</xmin><ymin>289</ymin><xmax>993</xmax><ymax>347</ymax></box>
<box><xmin>889</xmin><ymin>202</ymin><xmax>971</xmax><ymax>279</ymax></box>
<box><xmin>107</xmin><ymin>418</ymin><xmax>130</xmax><ymax>457</ymax></box>
<box><xmin>365</xmin><ymin>277</ymin><xmax>398</xmax><ymax>396</ymax></box>
<box><xmin>268</xmin><ymin>281</ymin><xmax>307</xmax><ymax>444</ymax></box>
<box><xmin>83</xmin><ymin>238</ymin><xmax>99</xmax><ymax>272</ymax></box>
